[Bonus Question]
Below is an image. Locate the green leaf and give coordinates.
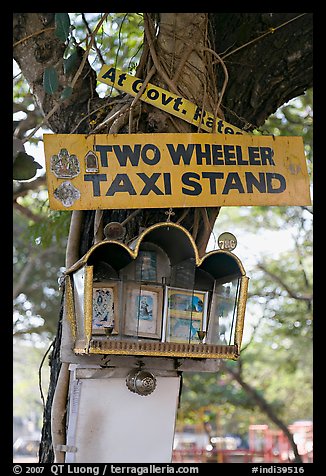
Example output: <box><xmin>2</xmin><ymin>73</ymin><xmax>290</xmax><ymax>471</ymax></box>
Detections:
<box><xmin>43</xmin><ymin>67</ymin><xmax>59</xmax><ymax>95</ymax></box>
<box><xmin>55</xmin><ymin>13</ymin><xmax>71</xmax><ymax>42</ymax></box>
<box><xmin>61</xmin><ymin>86</ymin><xmax>73</xmax><ymax>100</ymax></box>
<box><xmin>63</xmin><ymin>50</ymin><xmax>78</xmax><ymax>75</ymax></box>
<box><xmin>13</xmin><ymin>152</ymin><xmax>43</xmax><ymax>181</ymax></box>
<box><xmin>63</xmin><ymin>40</ymin><xmax>75</xmax><ymax>59</ymax></box>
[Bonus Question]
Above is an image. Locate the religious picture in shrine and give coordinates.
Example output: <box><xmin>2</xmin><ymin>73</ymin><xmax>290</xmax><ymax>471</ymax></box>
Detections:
<box><xmin>92</xmin><ymin>283</ymin><xmax>118</xmax><ymax>334</ymax></box>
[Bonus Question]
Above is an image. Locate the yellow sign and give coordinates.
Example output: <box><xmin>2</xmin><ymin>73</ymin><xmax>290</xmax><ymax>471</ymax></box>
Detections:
<box><xmin>97</xmin><ymin>66</ymin><xmax>245</xmax><ymax>135</ymax></box>
<box><xmin>43</xmin><ymin>133</ymin><xmax>311</xmax><ymax>210</ymax></box>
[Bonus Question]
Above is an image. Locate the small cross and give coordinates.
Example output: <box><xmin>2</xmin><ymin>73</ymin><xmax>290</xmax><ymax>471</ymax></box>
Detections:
<box><xmin>165</xmin><ymin>208</ymin><xmax>175</xmax><ymax>222</ymax></box>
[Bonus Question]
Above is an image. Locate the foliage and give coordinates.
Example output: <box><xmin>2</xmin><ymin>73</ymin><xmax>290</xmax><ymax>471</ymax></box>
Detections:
<box><xmin>13</xmin><ymin>338</ymin><xmax>51</xmax><ymax>430</ymax></box>
<box><xmin>13</xmin><ymin>207</ymin><xmax>68</xmax><ymax>338</ymax></box>
<box><xmin>69</xmin><ymin>13</ymin><xmax>144</xmax><ymax>74</ymax></box>
<box><xmin>13</xmin><ymin>13</ymin><xmax>144</xmax><ymax>179</ymax></box>
<box><xmin>13</xmin><ymin>13</ymin><xmax>313</xmax><ymax>445</ymax></box>
<box><xmin>13</xmin><ymin>150</ymin><xmax>43</xmax><ymax>181</ymax></box>
<box><xmin>13</xmin><ymin>13</ymin><xmax>144</xmax><ymax>340</ymax></box>
<box><xmin>177</xmin><ymin>90</ymin><xmax>313</xmax><ymax>437</ymax></box>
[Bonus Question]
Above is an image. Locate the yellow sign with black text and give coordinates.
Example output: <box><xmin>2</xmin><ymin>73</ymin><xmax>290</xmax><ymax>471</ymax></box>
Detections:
<box><xmin>43</xmin><ymin>133</ymin><xmax>311</xmax><ymax>210</ymax></box>
<box><xmin>97</xmin><ymin>66</ymin><xmax>245</xmax><ymax>135</ymax></box>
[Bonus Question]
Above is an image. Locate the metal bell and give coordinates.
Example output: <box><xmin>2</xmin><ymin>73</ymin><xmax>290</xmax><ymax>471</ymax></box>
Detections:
<box><xmin>126</xmin><ymin>369</ymin><xmax>156</xmax><ymax>396</ymax></box>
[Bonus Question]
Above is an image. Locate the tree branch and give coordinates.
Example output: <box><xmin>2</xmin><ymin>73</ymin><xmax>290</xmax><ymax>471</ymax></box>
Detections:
<box><xmin>13</xmin><ymin>254</ymin><xmax>39</xmax><ymax>300</ymax></box>
<box><xmin>21</xmin><ymin>14</ymin><xmax>109</xmax><ymax>143</ymax></box>
<box><xmin>81</xmin><ymin>13</ymin><xmax>105</xmax><ymax>66</ymax></box>
<box><xmin>13</xmin><ymin>176</ymin><xmax>47</xmax><ymax>201</ymax></box>
<box><xmin>13</xmin><ymin>13</ymin><xmax>108</xmax><ymax>136</ymax></box>
<box><xmin>210</xmin><ymin>13</ymin><xmax>313</xmax><ymax>129</ymax></box>
<box><xmin>221</xmin><ymin>361</ymin><xmax>302</xmax><ymax>463</ymax></box>
<box><xmin>143</xmin><ymin>13</ymin><xmax>180</xmax><ymax>95</ymax></box>
<box><xmin>257</xmin><ymin>263</ymin><xmax>313</xmax><ymax>302</ymax></box>
<box><xmin>13</xmin><ymin>246</ymin><xmax>58</xmax><ymax>299</ymax></box>
<box><xmin>13</xmin><ymin>201</ymin><xmax>44</xmax><ymax>223</ymax></box>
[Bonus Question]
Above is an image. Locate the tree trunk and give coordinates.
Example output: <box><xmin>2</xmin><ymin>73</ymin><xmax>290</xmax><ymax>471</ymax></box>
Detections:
<box><xmin>209</xmin><ymin>13</ymin><xmax>313</xmax><ymax>130</ymax></box>
<box><xmin>39</xmin><ymin>299</ymin><xmax>63</xmax><ymax>462</ymax></box>
<box><xmin>223</xmin><ymin>363</ymin><xmax>302</xmax><ymax>463</ymax></box>
<box><xmin>13</xmin><ymin>12</ymin><xmax>312</xmax><ymax>463</ymax></box>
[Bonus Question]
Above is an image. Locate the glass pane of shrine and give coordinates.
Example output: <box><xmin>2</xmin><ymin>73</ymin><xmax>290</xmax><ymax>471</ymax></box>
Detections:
<box><xmin>164</xmin><ymin>286</ymin><xmax>208</xmax><ymax>344</ymax></box>
<box><xmin>207</xmin><ymin>278</ymin><xmax>240</xmax><ymax>345</ymax></box>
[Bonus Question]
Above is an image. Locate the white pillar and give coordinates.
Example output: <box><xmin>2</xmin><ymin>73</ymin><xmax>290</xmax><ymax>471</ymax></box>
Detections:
<box><xmin>65</xmin><ymin>365</ymin><xmax>181</xmax><ymax>463</ymax></box>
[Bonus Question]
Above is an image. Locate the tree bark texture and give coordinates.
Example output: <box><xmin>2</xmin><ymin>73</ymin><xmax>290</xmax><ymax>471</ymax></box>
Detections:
<box><xmin>13</xmin><ymin>12</ymin><xmax>313</xmax><ymax>463</ymax></box>
<box><xmin>38</xmin><ymin>297</ymin><xmax>63</xmax><ymax>462</ymax></box>
<box><xmin>209</xmin><ymin>13</ymin><xmax>313</xmax><ymax>130</ymax></box>
<box><xmin>13</xmin><ymin>12</ymin><xmax>313</xmax><ymax>248</ymax></box>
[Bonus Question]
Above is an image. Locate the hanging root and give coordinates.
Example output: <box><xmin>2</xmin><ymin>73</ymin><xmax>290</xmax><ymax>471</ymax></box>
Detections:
<box><xmin>51</xmin><ymin>210</ymin><xmax>84</xmax><ymax>462</ymax></box>
<box><xmin>197</xmin><ymin>207</ymin><xmax>221</xmax><ymax>256</ymax></box>
<box><xmin>65</xmin><ymin>211</ymin><xmax>84</xmax><ymax>268</ymax></box>
<box><xmin>51</xmin><ymin>362</ymin><xmax>70</xmax><ymax>463</ymax></box>
<box><xmin>94</xmin><ymin>210</ymin><xmax>104</xmax><ymax>244</ymax></box>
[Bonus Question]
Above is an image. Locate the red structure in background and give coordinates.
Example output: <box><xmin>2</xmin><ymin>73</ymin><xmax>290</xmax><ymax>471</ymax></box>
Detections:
<box><xmin>249</xmin><ymin>421</ymin><xmax>313</xmax><ymax>463</ymax></box>
<box><xmin>172</xmin><ymin>420</ymin><xmax>313</xmax><ymax>463</ymax></box>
